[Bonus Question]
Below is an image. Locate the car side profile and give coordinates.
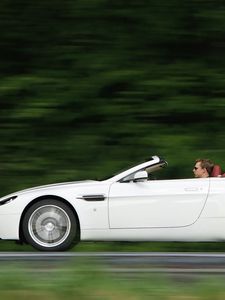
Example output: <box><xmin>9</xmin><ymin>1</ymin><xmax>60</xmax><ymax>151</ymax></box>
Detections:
<box><xmin>0</xmin><ymin>155</ymin><xmax>225</xmax><ymax>251</ymax></box>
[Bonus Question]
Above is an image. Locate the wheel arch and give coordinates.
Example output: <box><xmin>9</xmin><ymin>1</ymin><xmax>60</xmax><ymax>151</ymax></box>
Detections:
<box><xmin>19</xmin><ymin>195</ymin><xmax>80</xmax><ymax>243</ymax></box>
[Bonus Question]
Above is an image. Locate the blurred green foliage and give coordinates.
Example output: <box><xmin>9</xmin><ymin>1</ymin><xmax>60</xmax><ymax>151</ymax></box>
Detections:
<box><xmin>3</xmin><ymin>240</ymin><xmax>225</xmax><ymax>252</ymax></box>
<box><xmin>0</xmin><ymin>261</ymin><xmax>225</xmax><ymax>299</ymax></box>
<box><xmin>1</xmin><ymin>1</ymin><xmax>225</xmax><ymax>195</ymax></box>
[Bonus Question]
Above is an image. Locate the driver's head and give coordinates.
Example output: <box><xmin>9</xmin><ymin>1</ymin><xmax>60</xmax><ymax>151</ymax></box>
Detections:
<box><xmin>193</xmin><ymin>159</ymin><xmax>214</xmax><ymax>178</ymax></box>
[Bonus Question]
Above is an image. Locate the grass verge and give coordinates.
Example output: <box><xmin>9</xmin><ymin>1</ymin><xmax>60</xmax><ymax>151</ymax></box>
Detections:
<box><xmin>0</xmin><ymin>260</ymin><xmax>224</xmax><ymax>299</ymax></box>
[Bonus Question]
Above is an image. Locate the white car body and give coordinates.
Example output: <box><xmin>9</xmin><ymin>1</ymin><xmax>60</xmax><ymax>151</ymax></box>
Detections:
<box><xmin>0</xmin><ymin>155</ymin><xmax>225</xmax><ymax>251</ymax></box>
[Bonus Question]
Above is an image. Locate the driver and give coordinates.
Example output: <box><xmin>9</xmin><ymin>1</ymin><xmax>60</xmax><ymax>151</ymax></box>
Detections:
<box><xmin>193</xmin><ymin>159</ymin><xmax>214</xmax><ymax>178</ymax></box>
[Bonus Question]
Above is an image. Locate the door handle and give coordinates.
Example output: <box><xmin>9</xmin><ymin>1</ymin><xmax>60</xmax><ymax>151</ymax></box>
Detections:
<box><xmin>184</xmin><ymin>187</ymin><xmax>199</xmax><ymax>192</ymax></box>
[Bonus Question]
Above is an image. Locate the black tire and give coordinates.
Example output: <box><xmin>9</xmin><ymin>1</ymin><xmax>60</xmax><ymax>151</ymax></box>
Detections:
<box><xmin>22</xmin><ymin>199</ymin><xmax>79</xmax><ymax>251</ymax></box>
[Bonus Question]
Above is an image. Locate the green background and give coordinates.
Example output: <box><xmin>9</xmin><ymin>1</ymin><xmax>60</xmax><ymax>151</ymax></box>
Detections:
<box><xmin>0</xmin><ymin>0</ymin><xmax>225</xmax><ymax>251</ymax></box>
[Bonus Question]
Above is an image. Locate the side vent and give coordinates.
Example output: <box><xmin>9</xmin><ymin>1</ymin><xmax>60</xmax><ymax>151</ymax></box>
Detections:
<box><xmin>0</xmin><ymin>195</ymin><xmax>17</xmax><ymax>206</ymax></box>
<box><xmin>77</xmin><ymin>195</ymin><xmax>105</xmax><ymax>201</ymax></box>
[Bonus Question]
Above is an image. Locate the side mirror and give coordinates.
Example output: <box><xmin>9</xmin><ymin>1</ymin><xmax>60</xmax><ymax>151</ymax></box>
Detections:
<box><xmin>133</xmin><ymin>171</ymin><xmax>148</xmax><ymax>182</ymax></box>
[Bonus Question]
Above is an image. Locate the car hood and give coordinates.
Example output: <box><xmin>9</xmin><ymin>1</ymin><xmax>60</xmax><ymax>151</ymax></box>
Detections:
<box><xmin>18</xmin><ymin>180</ymin><xmax>98</xmax><ymax>193</ymax></box>
<box><xmin>0</xmin><ymin>180</ymin><xmax>98</xmax><ymax>200</ymax></box>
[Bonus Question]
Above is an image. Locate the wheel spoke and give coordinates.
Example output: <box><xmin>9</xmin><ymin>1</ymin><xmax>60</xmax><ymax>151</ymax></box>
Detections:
<box><xmin>28</xmin><ymin>204</ymin><xmax>71</xmax><ymax>247</ymax></box>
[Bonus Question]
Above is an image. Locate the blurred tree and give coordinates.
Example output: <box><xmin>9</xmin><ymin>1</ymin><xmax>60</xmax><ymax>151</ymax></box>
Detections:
<box><xmin>0</xmin><ymin>0</ymin><xmax>225</xmax><ymax>194</ymax></box>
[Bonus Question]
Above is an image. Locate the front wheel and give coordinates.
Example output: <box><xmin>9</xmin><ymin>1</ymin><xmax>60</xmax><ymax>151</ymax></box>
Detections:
<box><xmin>22</xmin><ymin>199</ymin><xmax>79</xmax><ymax>251</ymax></box>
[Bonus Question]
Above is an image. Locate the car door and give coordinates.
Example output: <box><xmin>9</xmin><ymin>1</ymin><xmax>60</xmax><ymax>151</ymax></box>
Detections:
<box><xmin>108</xmin><ymin>178</ymin><xmax>209</xmax><ymax>228</ymax></box>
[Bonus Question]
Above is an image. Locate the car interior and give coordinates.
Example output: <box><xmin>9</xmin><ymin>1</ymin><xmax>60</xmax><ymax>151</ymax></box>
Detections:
<box><xmin>211</xmin><ymin>165</ymin><xmax>225</xmax><ymax>177</ymax></box>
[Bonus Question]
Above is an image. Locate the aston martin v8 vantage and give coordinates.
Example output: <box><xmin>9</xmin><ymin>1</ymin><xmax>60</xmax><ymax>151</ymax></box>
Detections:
<box><xmin>0</xmin><ymin>155</ymin><xmax>225</xmax><ymax>251</ymax></box>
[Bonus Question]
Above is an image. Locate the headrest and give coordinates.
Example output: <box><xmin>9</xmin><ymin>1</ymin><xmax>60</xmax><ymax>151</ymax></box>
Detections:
<box><xmin>211</xmin><ymin>165</ymin><xmax>222</xmax><ymax>177</ymax></box>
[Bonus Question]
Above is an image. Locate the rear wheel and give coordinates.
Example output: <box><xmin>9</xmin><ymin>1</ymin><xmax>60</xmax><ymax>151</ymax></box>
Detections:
<box><xmin>22</xmin><ymin>199</ymin><xmax>79</xmax><ymax>251</ymax></box>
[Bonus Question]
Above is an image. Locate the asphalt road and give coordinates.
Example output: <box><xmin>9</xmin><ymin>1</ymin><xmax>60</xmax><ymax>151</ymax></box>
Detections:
<box><xmin>1</xmin><ymin>252</ymin><xmax>225</xmax><ymax>277</ymax></box>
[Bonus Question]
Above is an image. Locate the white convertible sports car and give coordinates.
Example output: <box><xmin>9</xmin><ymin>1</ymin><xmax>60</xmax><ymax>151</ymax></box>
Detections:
<box><xmin>0</xmin><ymin>155</ymin><xmax>225</xmax><ymax>251</ymax></box>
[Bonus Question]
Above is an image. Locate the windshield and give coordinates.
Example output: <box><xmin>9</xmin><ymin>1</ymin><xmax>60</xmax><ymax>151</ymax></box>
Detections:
<box><xmin>119</xmin><ymin>160</ymin><xmax>167</xmax><ymax>182</ymax></box>
<box><xmin>99</xmin><ymin>157</ymin><xmax>154</xmax><ymax>181</ymax></box>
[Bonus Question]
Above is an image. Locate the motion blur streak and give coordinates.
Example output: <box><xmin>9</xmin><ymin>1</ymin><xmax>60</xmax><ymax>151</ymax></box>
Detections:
<box><xmin>0</xmin><ymin>256</ymin><xmax>225</xmax><ymax>299</ymax></box>
<box><xmin>0</xmin><ymin>0</ymin><xmax>225</xmax><ymax>256</ymax></box>
<box><xmin>1</xmin><ymin>2</ymin><xmax>225</xmax><ymax>299</ymax></box>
